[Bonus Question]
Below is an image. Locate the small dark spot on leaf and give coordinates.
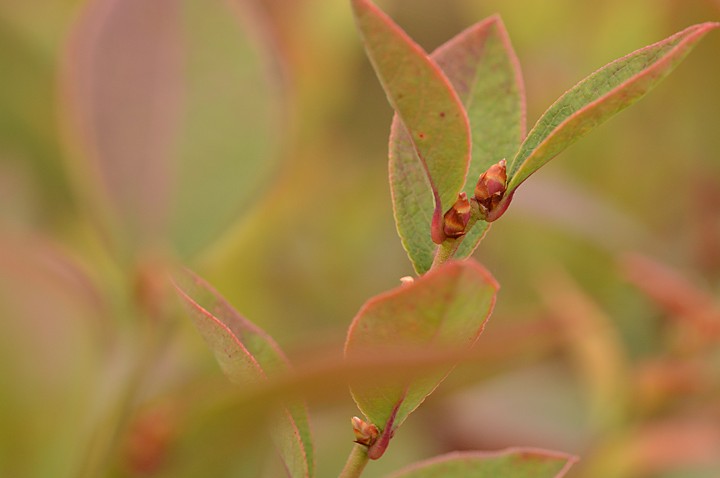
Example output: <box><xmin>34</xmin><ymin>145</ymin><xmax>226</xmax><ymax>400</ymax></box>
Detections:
<box><xmin>439</xmin><ymin>112</ymin><xmax>446</xmax><ymax>118</ymax></box>
<box><xmin>418</xmin><ymin>132</ymin><xmax>426</xmax><ymax>140</ymax></box>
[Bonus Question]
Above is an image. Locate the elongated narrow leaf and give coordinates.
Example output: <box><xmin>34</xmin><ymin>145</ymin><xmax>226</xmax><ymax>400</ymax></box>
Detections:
<box><xmin>62</xmin><ymin>0</ymin><xmax>283</xmax><ymax>257</ymax></box>
<box><xmin>388</xmin><ymin>449</ymin><xmax>577</xmax><ymax>478</ymax></box>
<box><xmin>390</xmin><ymin>15</ymin><xmax>526</xmax><ymax>273</ymax></box>
<box><xmin>345</xmin><ymin>260</ymin><xmax>498</xmax><ymax>458</ymax></box>
<box><xmin>506</xmin><ymin>22</ymin><xmax>719</xmax><ymax>193</ymax></box>
<box><xmin>173</xmin><ymin>269</ymin><xmax>314</xmax><ymax>478</ymax></box>
<box><xmin>352</xmin><ymin>0</ymin><xmax>471</xmax><ymax>258</ymax></box>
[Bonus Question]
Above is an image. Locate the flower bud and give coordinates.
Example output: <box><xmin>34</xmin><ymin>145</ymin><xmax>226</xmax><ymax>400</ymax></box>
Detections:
<box><xmin>474</xmin><ymin>159</ymin><xmax>507</xmax><ymax>212</ymax></box>
<box><xmin>351</xmin><ymin>417</ymin><xmax>379</xmax><ymax>446</ymax></box>
<box><xmin>443</xmin><ymin>192</ymin><xmax>471</xmax><ymax>238</ymax></box>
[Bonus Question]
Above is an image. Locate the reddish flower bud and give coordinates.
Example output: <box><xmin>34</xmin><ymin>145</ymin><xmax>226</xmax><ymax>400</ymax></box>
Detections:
<box><xmin>351</xmin><ymin>416</ymin><xmax>379</xmax><ymax>446</ymax></box>
<box><xmin>443</xmin><ymin>192</ymin><xmax>471</xmax><ymax>238</ymax></box>
<box><xmin>474</xmin><ymin>159</ymin><xmax>507</xmax><ymax>212</ymax></box>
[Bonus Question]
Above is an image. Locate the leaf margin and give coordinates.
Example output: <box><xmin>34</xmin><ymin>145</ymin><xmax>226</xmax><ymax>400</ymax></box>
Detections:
<box><xmin>171</xmin><ymin>268</ymin><xmax>315</xmax><ymax>478</ymax></box>
<box><xmin>506</xmin><ymin>21</ymin><xmax>720</xmax><ymax>194</ymax></box>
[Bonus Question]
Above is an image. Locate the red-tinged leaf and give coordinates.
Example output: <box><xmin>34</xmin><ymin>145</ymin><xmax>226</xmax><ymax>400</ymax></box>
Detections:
<box><xmin>389</xmin><ymin>15</ymin><xmax>525</xmax><ymax>273</ymax></box>
<box><xmin>506</xmin><ymin>22</ymin><xmax>720</xmax><ymax>194</ymax></box>
<box><xmin>61</xmin><ymin>0</ymin><xmax>283</xmax><ymax>258</ymax></box>
<box><xmin>172</xmin><ymin>268</ymin><xmax>314</xmax><ymax>478</ymax></box>
<box><xmin>387</xmin><ymin>448</ymin><xmax>577</xmax><ymax>478</ymax></box>
<box><xmin>61</xmin><ymin>0</ymin><xmax>181</xmax><ymax>250</ymax></box>
<box><xmin>344</xmin><ymin>260</ymin><xmax>498</xmax><ymax>459</ymax></box>
<box><xmin>0</xmin><ymin>236</ymin><xmax>107</xmax><ymax>478</ymax></box>
<box><xmin>351</xmin><ymin>0</ymin><xmax>471</xmax><ymax>264</ymax></box>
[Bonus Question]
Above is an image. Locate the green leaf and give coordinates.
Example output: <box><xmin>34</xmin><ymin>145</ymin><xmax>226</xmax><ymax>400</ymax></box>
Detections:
<box><xmin>344</xmin><ymin>260</ymin><xmax>498</xmax><ymax>458</ymax></box>
<box><xmin>387</xmin><ymin>449</ymin><xmax>577</xmax><ymax>478</ymax></box>
<box><xmin>390</xmin><ymin>15</ymin><xmax>526</xmax><ymax>273</ymax></box>
<box><xmin>62</xmin><ymin>0</ymin><xmax>283</xmax><ymax>258</ymax></box>
<box><xmin>0</xmin><ymin>21</ymin><xmax>74</xmax><ymax>213</ymax></box>
<box><xmin>506</xmin><ymin>22</ymin><xmax>719</xmax><ymax>193</ymax></box>
<box><xmin>172</xmin><ymin>268</ymin><xmax>314</xmax><ymax>478</ymax></box>
<box><xmin>351</xmin><ymin>0</ymin><xmax>471</xmax><ymax>260</ymax></box>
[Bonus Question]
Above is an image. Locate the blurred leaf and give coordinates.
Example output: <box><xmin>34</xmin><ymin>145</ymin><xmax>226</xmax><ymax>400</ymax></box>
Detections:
<box><xmin>172</xmin><ymin>268</ymin><xmax>314</xmax><ymax>478</ymax></box>
<box><xmin>506</xmin><ymin>22</ymin><xmax>719</xmax><ymax>193</ymax></box>
<box><xmin>169</xmin><ymin>1</ymin><xmax>282</xmax><ymax>257</ymax></box>
<box><xmin>387</xmin><ymin>449</ymin><xmax>577</xmax><ymax>478</ymax></box>
<box><xmin>539</xmin><ymin>269</ymin><xmax>628</xmax><ymax>428</ymax></box>
<box><xmin>351</xmin><ymin>0</ymin><xmax>471</xmax><ymax>264</ymax></box>
<box><xmin>62</xmin><ymin>0</ymin><xmax>283</xmax><ymax>257</ymax></box>
<box><xmin>0</xmin><ymin>18</ymin><xmax>73</xmax><ymax>213</ymax></box>
<box><xmin>0</xmin><ymin>236</ymin><xmax>106</xmax><ymax>477</ymax></box>
<box><xmin>344</xmin><ymin>260</ymin><xmax>497</xmax><ymax>458</ymax></box>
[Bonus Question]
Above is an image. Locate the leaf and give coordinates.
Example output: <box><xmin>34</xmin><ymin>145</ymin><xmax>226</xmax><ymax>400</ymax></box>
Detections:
<box><xmin>344</xmin><ymin>260</ymin><xmax>498</xmax><ymax>458</ymax></box>
<box><xmin>172</xmin><ymin>268</ymin><xmax>314</xmax><ymax>478</ymax></box>
<box><xmin>390</xmin><ymin>15</ymin><xmax>526</xmax><ymax>273</ymax></box>
<box><xmin>61</xmin><ymin>0</ymin><xmax>283</xmax><ymax>258</ymax></box>
<box><xmin>387</xmin><ymin>448</ymin><xmax>577</xmax><ymax>478</ymax></box>
<box><xmin>0</xmin><ymin>20</ymin><xmax>73</xmax><ymax>211</ymax></box>
<box><xmin>0</xmin><ymin>237</ymin><xmax>107</xmax><ymax>478</ymax></box>
<box><xmin>506</xmin><ymin>22</ymin><xmax>720</xmax><ymax>193</ymax></box>
<box><xmin>351</xmin><ymin>0</ymin><xmax>471</xmax><ymax>261</ymax></box>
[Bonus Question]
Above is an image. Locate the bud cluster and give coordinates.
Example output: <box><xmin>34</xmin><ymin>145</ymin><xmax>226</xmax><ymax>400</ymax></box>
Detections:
<box><xmin>433</xmin><ymin>159</ymin><xmax>509</xmax><ymax>243</ymax></box>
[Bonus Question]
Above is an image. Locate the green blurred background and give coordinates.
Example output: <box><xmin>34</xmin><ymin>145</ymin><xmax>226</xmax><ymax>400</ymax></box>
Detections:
<box><xmin>1</xmin><ymin>0</ymin><xmax>719</xmax><ymax>476</ymax></box>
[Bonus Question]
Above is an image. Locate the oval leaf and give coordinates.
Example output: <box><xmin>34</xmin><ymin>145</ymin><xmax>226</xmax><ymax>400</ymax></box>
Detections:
<box><xmin>344</xmin><ymin>260</ymin><xmax>498</xmax><ymax>458</ymax></box>
<box><xmin>62</xmin><ymin>0</ymin><xmax>283</xmax><ymax>257</ymax></box>
<box><xmin>388</xmin><ymin>448</ymin><xmax>577</xmax><ymax>478</ymax></box>
<box><xmin>351</xmin><ymin>0</ymin><xmax>471</xmax><ymax>256</ymax></box>
<box><xmin>172</xmin><ymin>268</ymin><xmax>314</xmax><ymax>478</ymax></box>
<box><xmin>390</xmin><ymin>15</ymin><xmax>526</xmax><ymax>273</ymax></box>
<box><xmin>506</xmin><ymin>22</ymin><xmax>719</xmax><ymax>193</ymax></box>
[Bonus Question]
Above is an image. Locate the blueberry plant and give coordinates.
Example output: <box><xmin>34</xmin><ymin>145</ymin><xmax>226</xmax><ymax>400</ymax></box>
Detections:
<box><xmin>171</xmin><ymin>1</ymin><xmax>718</xmax><ymax>477</ymax></box>
<box><xmin>52</xmin><ymin>0</ymin><xmax>720</xmax><ymax>478</ymax></box>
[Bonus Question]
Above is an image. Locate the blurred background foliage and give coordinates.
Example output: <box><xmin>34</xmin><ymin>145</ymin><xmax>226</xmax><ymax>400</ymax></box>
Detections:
<box><xmin>0</xmin><ymin>0</ymin><xmax>719</xmax><ymax>477</ymax></box>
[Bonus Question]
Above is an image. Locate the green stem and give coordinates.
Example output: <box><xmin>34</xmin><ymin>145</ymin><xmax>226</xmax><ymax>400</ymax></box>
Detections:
<box><xmin>339</xmin><ymin>443</ymin><xmax>370</xmax><ymax>478</ymax></box>
<box><xmin>430</xmin><ymin>237</ymin><xmax>460</xmax><ymax>270</ymax></box>
<box><xmin>77</xmin><ymin>324</ymin><xmax>173</xmax><ymax>478</ymax></box>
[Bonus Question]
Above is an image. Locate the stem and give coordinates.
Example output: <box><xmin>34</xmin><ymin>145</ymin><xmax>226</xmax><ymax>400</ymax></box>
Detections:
<box><xmin>77</xmin><ymin>324</ymin><xmax>173</xmax><ymax>478</ymax></box>
<box><xmin>339</xmin><ymin>444</ymin><xmax>370</xmax><ymax>478</ymax></box>
<box><xmin>430</xmin><ymin>237</ymin><xmax>460</xmax><ymax>270</ymax></box>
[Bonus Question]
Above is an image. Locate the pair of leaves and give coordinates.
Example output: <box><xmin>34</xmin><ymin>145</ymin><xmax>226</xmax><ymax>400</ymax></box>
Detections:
<box><xmin>173</xmin><ymin>269</ymin><xmax>314</xmax><ymax>478</ymax></box>
<box><xmin>353</xmin><ymin>0</ymin><xmax>718</xmax><ymax>274</ymax></box>
<box><xmin>62</xmin><ymin>0</ymin><xmax>283</xmax><ymax>258</ymax></box>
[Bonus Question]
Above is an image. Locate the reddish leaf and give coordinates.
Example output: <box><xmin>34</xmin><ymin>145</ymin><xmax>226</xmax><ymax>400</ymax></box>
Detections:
<box><xmin>172</xmin><ymin>268</ymin><xmax>314</xmax><ymax>478</ymax></box>
<box><xmin>344</xmin><ymin>260</ymin><xmax>498</xmax><ymax>459</ymax></box>
<box><xmin>351</xmin><ymin>0</ymin><xmax>471</xmax><ymax>260</ymax></box>
<box><xmin>61</xmin><ymin>0</ymin><xmax>283</xmax><ymax>257</ymax></box>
